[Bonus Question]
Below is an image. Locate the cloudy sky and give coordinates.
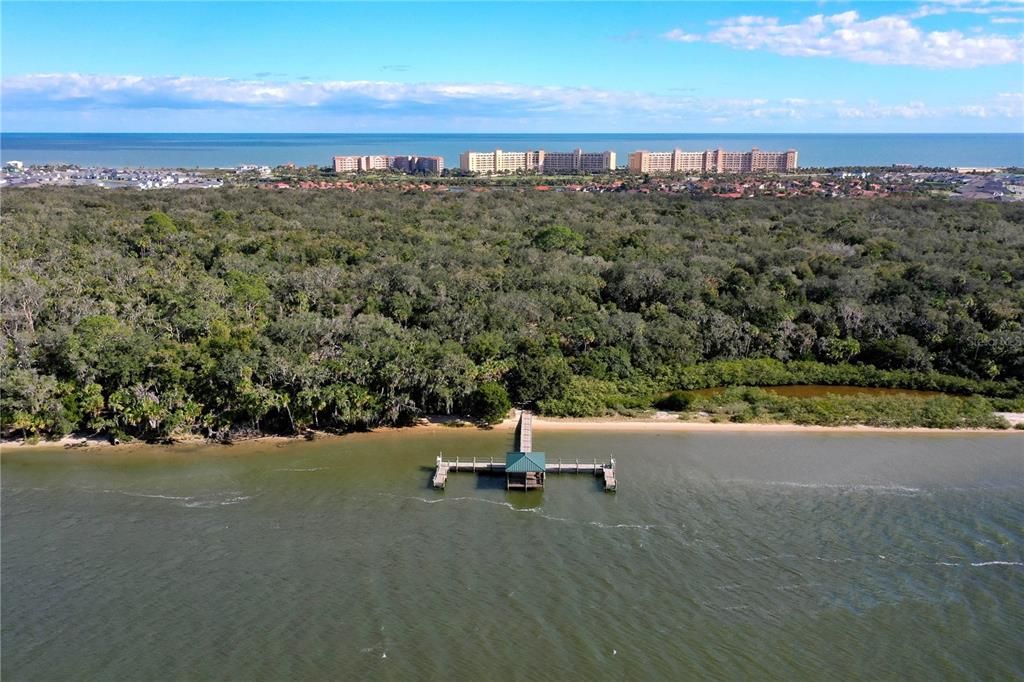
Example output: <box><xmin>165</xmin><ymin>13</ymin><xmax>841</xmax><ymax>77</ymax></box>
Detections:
<box><xmin>2</xmin><ymin>1</ymin><xmax>1022</xmax><ymax>132</ymax></box>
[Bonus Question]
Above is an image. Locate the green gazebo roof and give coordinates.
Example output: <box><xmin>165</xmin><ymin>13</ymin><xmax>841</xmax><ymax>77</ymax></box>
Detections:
<box><xmin>505</xmin><ymin>451</ymin><xmax>546</xmax><ymax>473</ymax></box>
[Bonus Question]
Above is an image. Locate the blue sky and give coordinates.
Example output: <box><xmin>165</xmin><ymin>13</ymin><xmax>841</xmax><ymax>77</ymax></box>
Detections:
<box><xmin>2</xmin><ymin>1</ymin><xmax>1022</xmax><ymax>132</ymax></box>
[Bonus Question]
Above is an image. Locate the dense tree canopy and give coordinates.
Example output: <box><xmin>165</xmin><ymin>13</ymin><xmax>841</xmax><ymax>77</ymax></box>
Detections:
<box><xmin>2</xmin><ymin>187</ymin><xmax>1021</xmax><ymax>439</ymax></box>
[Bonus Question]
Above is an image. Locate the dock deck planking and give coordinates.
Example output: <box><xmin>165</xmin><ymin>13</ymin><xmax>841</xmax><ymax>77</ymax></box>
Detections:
<box><xmin>431</xmin><ymin>411</ymin><xmax>616</xmax><ymax>492</ymax></box>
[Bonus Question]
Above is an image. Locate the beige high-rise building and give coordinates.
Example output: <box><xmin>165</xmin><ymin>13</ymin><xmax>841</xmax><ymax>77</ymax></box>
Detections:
<box><xmin>628</xmin><ymin>148</ymin><xmax>798</xmax><ymax>174</ymax></box>
<box><xmin>333</xmin><ymin>155</ymin><xmax>362</xmax><ymax>172</ymax></box>
<box><xmin>539</xmin><ymin>149</ymin><xmax>617</xmax><ymax>173</ymax></box>
<box><xmin>459</xmin><ymin>148</ymin><xmax>616</xmax><ymax>174</ymax></box>
<box><xmin>332</xmin><ymin>155</ymin><xmax>444</xmax><ymax>174</ymax></box>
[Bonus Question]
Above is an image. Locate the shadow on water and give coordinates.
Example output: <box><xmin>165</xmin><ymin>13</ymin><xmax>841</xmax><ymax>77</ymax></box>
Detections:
<box><xmin>422</xmin><ymin>467</ymin><xmax>437</xmax><ymax>489</ymax></box>
<box><xmin>474</xmin><ymin>473</ymin><xmax>508</xmax><ymax>490</ymax></box>
<box><xmin>504</xmin><ymin>489</ymin><xmax>544</xmax><ymax>509</ymax></box>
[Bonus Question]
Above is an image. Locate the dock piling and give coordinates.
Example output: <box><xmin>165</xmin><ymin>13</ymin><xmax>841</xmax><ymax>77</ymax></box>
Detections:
<box><xmin>429</xmin><ymin>411</ymin><xmax>616</xmax><ymax>492</ymax></box>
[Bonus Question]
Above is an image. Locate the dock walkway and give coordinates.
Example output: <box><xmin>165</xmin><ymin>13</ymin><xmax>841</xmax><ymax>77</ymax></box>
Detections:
<box><xmin>431</xmin><ymin>455</ymin><xmax>617</xmax><ymax>491</ymax></box>
<box><xmin>431</xmin><ymin>410</ymin><xmax>616</xmax><ymax>492</ymax></box>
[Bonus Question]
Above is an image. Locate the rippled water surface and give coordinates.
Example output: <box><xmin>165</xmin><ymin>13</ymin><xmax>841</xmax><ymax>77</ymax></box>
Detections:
<box><xmin>3</xmin><ymin>430</ymin><xmax>1022</xmax><ymax>680</ymax></box>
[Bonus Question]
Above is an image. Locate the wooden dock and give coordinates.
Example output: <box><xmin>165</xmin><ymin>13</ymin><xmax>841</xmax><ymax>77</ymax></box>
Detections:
<box><xmin>431</xmin><ymin>455</ymin><xmax>617</xmax><ymax>491</ymax></box>
<box><xmin>431</xmin><ymin>462</ymin><xmax>449</xmax><ymax>489</ymax></box>
<box><xmin>517</xmin><ymin>409</ymin><xmax>533</xmax><ymax>453</ymax></box>
<box><xmin>431</xmin><ymin>410</ymin><xmax>616</xmax><ymax>492</ymax></box>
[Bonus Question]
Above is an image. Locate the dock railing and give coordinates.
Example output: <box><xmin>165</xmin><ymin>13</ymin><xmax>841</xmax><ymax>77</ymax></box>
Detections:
<box><xmin>432</xmin><ymin>453</ymin><xmax>616</xmax><ymax>491</ymax></box>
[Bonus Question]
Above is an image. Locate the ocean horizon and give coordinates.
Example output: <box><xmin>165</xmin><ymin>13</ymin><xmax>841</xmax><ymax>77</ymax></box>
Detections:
<box><xmin>3</xmin><ymin>132</ymin><xmax>1023</xmax><ymax>169</ymax></box>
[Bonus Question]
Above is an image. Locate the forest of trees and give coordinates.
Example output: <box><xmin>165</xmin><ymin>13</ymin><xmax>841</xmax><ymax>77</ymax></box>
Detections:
<box><xmin>2</xmin><ymin>187</ymin><xmax>1022</xmax><ymax>440</ymax></box>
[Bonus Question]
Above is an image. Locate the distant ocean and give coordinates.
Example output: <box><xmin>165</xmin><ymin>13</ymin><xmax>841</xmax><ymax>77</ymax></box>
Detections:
<box><xmin>2</xmin><ymin>133</ymin><xmax>1022</xmax><ymax>169</ymax></box>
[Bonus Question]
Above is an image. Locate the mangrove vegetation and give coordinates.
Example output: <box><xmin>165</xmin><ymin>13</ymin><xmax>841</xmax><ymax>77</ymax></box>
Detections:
<box><xmin>2</xmin><ymin>187</ymin><xmax>1022</xmax><ymax>440</ymax></box>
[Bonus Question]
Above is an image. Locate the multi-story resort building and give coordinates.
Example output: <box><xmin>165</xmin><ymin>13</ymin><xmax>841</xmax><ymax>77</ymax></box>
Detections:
<box><xmin>459</xmin><ymin>148</ymin><xmax>616</xmax><ymax>174</ymax></box>
<box><xmin>628</xmin><ymin>148</ymin><xmax>798</xmax><ymax>174</ymax></box>
<box><xmin>332</xmin><ymin>155</ymin><xmax>444</xmax><ymax>174</ymax></box>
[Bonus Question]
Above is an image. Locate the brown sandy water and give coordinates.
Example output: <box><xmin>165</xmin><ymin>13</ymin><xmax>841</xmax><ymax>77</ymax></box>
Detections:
<box><xmin>3</xmin><ymin>429</ymin><xmax>1022</xmax><ymax>680</ymax></box>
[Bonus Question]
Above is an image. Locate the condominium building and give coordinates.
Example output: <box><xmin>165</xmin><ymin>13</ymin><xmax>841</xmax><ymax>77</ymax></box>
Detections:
<box><xmin>332</xmin><ymin>155</ymin><xmax>361</xmax><ymax>172</ymax></box>
<box><xmin>459</xmin><ymin>148</ymin><xmax>616</xmax><ymax>174</ymax></box>
<box><xmin>459</xmin><ymin>150</ymin><xmax>543</xmax><ymax>174</ymax></box>
<box><xmin>389</xmin><ymin>155</ymin><xmax>444</xmax><ymax>174</ymax></box>
<box><xmin>538</xmin><ymin>149</ymin><xmax>617</xmax><ymax>173</ymax></box>
<box><xmin>332</xmin><ymin>154</ymin><xmax>444</xmax><ymax>174</ymax></box>
<box><xmin>628</xmin><ymin>148</ymin><xmax>798</xmax><ymax>174</ymax></box>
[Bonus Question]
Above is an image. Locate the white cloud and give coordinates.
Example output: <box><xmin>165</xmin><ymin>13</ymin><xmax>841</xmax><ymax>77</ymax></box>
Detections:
<box><xmin>834</xmin><ymin>94</ymin><xmax>1022</xmax><ymax>121</ymax></box>
<box><xmin>664</xmin><ymin>8</ymin><xmax>1024</xmax><ymax>67</ymax></box>
<box><xmin>0</xmin><ymin>73</ymin><xmax>630</xmax><ymax>115</ymax></box>
<box><xmin>836</xmin><ymin>101</ymin><xmax>934</xmax><ymax>119</ymax></box>
<box><xmin>2</xmin><ymin>73</ymin><xmax>1021</xmax><ymax>130</ymax></box>
<box><xmin>663</xmin><ymin>28</ymin><xmax>701</xmax><ymax>42</ymax></box>
<box><xmin>909</xmin><ymin>0</ymin><xmax>1024</xmax><ymax>19</ymax></box>
<box><xmin>0</xmin><ymin>73</ymin><xmax>784</xmax><ymax>119</ymax></box>
<box><xmin>987</xmin><ymin>91</ymin><xmax>1024</xmax><ymax>117</ymax></box>
<box><xmin>958</xmin><ymin>104</ymin><xmax>990</xmax><ymax>116</ymax></box>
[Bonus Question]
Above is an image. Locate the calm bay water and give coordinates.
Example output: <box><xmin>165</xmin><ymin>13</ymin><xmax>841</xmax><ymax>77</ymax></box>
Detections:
<box><xmin>3</xmin><ymin>430</ymin><xmax>1022</xmax><ymax>680</ymax></box>
<box><xmin>2</xmin><ymin>133</ymin><xmax>1023</xmax><ymax>169</ymax></box>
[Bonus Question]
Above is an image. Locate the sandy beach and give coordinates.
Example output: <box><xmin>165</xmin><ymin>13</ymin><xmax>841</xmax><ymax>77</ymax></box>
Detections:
<box><xmin>499</xmin><ymin>412</ymin><xmax>1024</xmax><ymax>435</ymax></box>
<box><xmin>525</xmin><ymin>418</ymin><xmax>1023</xmax><ymax>435</ymax></box>
<box><xmin>3</xmin><ymin>410</ymin><xmax>1020</xmax><ymax>453</ymax></box>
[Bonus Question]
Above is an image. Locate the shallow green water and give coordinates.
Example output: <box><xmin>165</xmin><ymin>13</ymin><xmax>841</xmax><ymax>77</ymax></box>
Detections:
<box><xmin>3</xmin><ymin>430</ymin><xmax>1023</xmax><ymax>680</ymax></box>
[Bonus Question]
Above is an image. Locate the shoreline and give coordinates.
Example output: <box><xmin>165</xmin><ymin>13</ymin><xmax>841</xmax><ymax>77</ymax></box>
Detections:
<box><xmin>3</xmin><ymin>413</ymin><xmax>1020</xmax><ymax>453</ymax></box>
